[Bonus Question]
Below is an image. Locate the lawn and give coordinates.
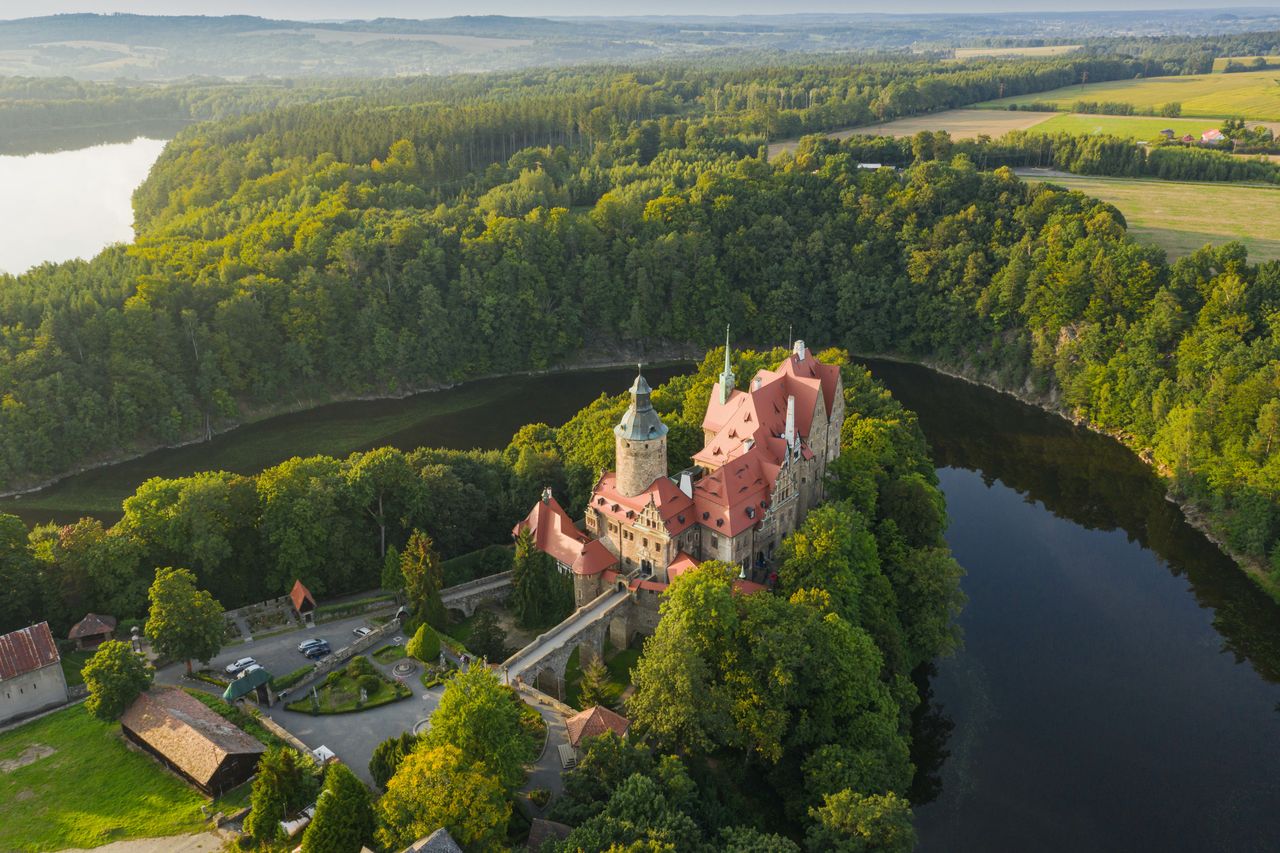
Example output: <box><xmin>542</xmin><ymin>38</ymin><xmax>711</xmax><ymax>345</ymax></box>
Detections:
<box><xmin>0</xmin><ymin>704</ymin><xmax>230</xmax><ymax>852</ymax></box>
<box><xmin>285</xmin><ymin>661</ymin><xmax>410</xmax><ymax>714</ymax></box>
<box><xmin>1020</xmin><ymin>172</ymin><xmax>1280</xmax><ymax>262</ymax></box>
<box><xmin>372</xmin><ymin>644</ymin><xmax>406</xmax><ymax>664</ymax></box>
<box><xmin>59</xmin><ymin>649</ymin><xmax>93</xmax><ymax>687</ymax></box>
<box><xmin>1027</xmin><ymin>114</ymin><xmax>1225</xmax><ymax>140</ymax></box>
<box><xmin>975</xmin><ymin>70</ymin><xmax>1280</xmax><ymax>120</ymax></box>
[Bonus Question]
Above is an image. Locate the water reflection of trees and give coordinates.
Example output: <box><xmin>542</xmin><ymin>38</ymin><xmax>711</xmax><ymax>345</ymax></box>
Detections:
<box><xmin>864</xmin><ymin>359</ymin><xmax>1280</xmax><ymax>686</ymax></box>
<box><xmin>908</xmin><ymin>663</ymin><xmax>953</xmax><ymax>806</ymax></box>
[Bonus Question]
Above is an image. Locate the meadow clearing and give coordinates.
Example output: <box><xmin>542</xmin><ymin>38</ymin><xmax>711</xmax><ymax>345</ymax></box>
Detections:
<box><xmin>976</xmin><ymin>70</ymin><xmax>1280</xmax><ymax>121</ymax></box>
<box><xmin>951</xmin><ymin>44</ymin><xmax>1081</xmax><ymax>60</ymax></box>
<box><xmin>1017</xmin><ymin>171</ymin><xmax>1280</xmax><ymax>262</ymax></box>
<box><xmin>766</xmin><ymin>108</ymin><xmax>1059</xmax><ymax>157</ymax></box>
<box><xmin>1212</xmin><ymin>55</ymin><xmax>1280</xmax><ymax>72</ymax></box>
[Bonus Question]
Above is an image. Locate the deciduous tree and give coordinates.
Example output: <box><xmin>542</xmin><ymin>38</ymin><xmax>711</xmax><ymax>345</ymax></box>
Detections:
<box><xmin>82</xmin><ymin>639</ymin><xmax>152</xmax><ymax>721</ymax></box>
<box><xmin>376</xmin><ymin>744</ymin><xmax>509</xmax><ymax>852</ymax></box>
<box><xmin>144</xmin><ymin>567</ymin><xmax>223</xmax><ymax>675</ymax></box>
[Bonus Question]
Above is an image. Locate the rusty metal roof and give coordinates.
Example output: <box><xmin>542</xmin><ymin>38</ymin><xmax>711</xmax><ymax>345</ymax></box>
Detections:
<box><xmin>0</xmin><ymin>622</ymin><xmax>60</xmax><ymax>681</ymax></box>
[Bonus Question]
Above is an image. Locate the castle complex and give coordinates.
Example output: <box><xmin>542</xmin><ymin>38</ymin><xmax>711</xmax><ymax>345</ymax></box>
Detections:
<box><xmin>516</xmin><ymin>339</ymin><xmax>844</xmax><ymax>610</ymax></box>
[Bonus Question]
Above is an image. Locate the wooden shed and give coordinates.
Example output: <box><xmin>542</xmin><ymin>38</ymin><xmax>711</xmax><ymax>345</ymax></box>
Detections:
<box><xmin>121</xmin><ymin>688</ymin><xmax>265</xmax><ymax>795</ymax></box>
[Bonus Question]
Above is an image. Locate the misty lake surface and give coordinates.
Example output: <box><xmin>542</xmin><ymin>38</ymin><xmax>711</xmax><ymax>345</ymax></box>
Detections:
<box><xmin>0</xmin><ymin>136</ymin><xmax>167</xmax><ymax>275</ymax></box>
<box><xmin>5</xmin><ymin>353</ymin><xmax>1280</xmax><ymax>848</ymax></box>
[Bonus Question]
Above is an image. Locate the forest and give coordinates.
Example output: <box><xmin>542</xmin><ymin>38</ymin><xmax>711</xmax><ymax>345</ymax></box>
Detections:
<box><xmin>3</xmin><ymin>49</ymin><xmax>1280</xmax><ymax>606</ymax></box>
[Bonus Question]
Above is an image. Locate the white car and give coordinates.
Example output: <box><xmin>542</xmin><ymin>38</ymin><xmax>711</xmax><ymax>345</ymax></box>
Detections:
<box><xmin>225</xmin><ymin>657</ymin><xmax>256</xmax><ymax>676</ymax></box>
<box><xmin>237</xmin><ymin>663</ymin><xmax>264</xmax><ymax>680</ymax></box>
<box><xmin>352</xmin><ymin>626</ymin><xmax>373</xmax><ymax>638</ymax></box>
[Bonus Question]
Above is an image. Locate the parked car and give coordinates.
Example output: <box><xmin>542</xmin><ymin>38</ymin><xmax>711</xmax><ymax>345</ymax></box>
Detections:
<box><xmin>225</xmin><ymin>657</ymin><xmax>256</xmax><ymax>676</ymax></box>
<box><xmin>304</xmin><ymin>642</ymin><xmax>331</xmax><ymax>660</ymax></box>
<box><xmin>237</xmin><ymin>663</ymin><xmax>264</xmax><ymax>679</ymax></box>
<box><xmin>298</xmin><ymin>638</ymin><xmax>326</xmax><ymax>653</ymax></box>
<box><xmin>352</xmin><ymin>626</ymin><xmax>373</xmax><ymax>638</ymax></box>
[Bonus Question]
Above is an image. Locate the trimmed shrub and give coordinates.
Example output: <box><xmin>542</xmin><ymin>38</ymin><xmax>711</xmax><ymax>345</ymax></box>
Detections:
<box><xmin>406</xmin><ymin>623</ymin><xmax>441</xmax><ymax>662</ymax></box>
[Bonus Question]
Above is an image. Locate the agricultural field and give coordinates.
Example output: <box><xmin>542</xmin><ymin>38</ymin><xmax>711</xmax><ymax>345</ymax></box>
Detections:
<box><xmin>1029</xmin><ymin>114</ymin><xmax>1280</xmax><ymax>140</ymax></box>
<box><xmin>0</xmin><ymin>704</ymin><xmax>222</xmax><ymax>852</ymax></box>
<box><xmin>1018</xmin><ymin>171</ymin><xmax>1280</xmax><ymax>262</ymax></box>
<box><xmin>951</xmin><ymin>44</ymin><xmax>1081</xmax><ymax>60</ymax></box>
<box><xmin>976</xmin><ymin>70</ymin><xmax>1280</xmax><ymax>121</ymax></box>
<box><xmin>1212</xmin><ymin>55</ymin><xmax>1280</xmax><ymax>73</ymax></box>
<box><xmin>767</xmin><ymin>109</ymin><xmax>1059</xmax><ymax>158</ymax></box>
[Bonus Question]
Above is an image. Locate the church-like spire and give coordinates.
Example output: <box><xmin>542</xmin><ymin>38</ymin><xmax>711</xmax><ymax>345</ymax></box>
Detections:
<box><xmin>719</xmin><ymin>324</ymin><xmax>735</xmax><ymax>405</ymax></box>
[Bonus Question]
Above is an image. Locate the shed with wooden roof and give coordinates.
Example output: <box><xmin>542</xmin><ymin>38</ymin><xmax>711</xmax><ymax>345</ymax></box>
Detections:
<box><xmin>68</xmin><ymin>613</ymin><xmax>117</xmax><ymax>650</ymax></box>
<box><xmin>121</xmin><ymin>687</ymin><xmax>266</xmax><ymax>795</ymax></box>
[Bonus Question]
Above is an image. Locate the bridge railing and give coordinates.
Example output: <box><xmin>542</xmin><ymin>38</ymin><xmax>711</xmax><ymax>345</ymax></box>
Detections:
<box><xmin>440</xmin><ymin>570</ymin><xmax>512</xmax><ymax>601</ymax></box>
<box><xmin>501</xmin><ymin>587</ymin><xmax>629</xmax><ymax>673</ymax></box>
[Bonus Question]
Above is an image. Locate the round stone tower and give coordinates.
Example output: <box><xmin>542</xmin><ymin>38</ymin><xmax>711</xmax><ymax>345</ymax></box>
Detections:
<box><xmin>614</xmin><ymin>368</ymin><xmax>669</xmax><ymax>497</ymax></box>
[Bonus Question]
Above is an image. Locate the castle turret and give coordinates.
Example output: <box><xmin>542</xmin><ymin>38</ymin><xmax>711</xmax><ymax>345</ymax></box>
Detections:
<box><xmin>614</xmin><ymin>367</ymin><xmax>668</xmax><ymax>497</ymax></box>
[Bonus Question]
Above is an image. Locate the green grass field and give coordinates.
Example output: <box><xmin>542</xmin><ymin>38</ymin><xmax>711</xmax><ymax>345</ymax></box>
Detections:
<box><xmin>977</xmin><ymin>70</ymin><xmax>1280</xmax><ymax>120</ymax></box>
<box><xmin>0</xmin><ymin>704</ymin><xmax>217</xmax><ymax>852</ymax></box>
<box><xmin>1022</xmin><ymin>172</ymin><xmax>1280</xmax><ymax>262</ymax></box>
<box><xmin>1028</xmin><ymin>114</ymin><xmax>1220</xmax><ymax>140</ymax></box>
<box><xmin>1213</xmin><ymin>56</ymin><xmax>1280</xmax><ymax>73</ymax></box>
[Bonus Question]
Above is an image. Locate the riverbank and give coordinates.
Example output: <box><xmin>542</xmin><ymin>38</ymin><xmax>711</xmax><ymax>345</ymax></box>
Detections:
<box><xmin>0</xmin><ymin>346</ymin><xmax>701</xmax><ymax>512</ymax></box>
<box><xmin>859</xmin><ymin>350</ymin><xmax>1280</xmax><ymax>603</ymax></box>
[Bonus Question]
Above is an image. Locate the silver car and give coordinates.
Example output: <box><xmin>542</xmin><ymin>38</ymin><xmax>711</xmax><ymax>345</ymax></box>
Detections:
<box><xmin>225</xmin><ymin>656</ymin><xmax>256</xmax><ymax>675</ymax></box>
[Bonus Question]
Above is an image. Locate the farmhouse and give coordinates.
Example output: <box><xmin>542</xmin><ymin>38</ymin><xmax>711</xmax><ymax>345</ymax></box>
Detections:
<box><xmin>0</xmin><ymin>622</ymin><xmax>69</xmax><ymax>725</ymax></box>
<box><xmin>516</xmin><ymin>338</ymin><xmax>844</xmax><ymax>608</ymax></box>
<box><xmin>1201</xmin><ymin>128</ymin><xmax>1226</xmax><ymax>145</ymax></box>
<box><xmin>120</xmin><ymin>687</ymin><xmax>265</xmax><ymax>795</ymax></box>
<box><xmin>68</xmin><ymin>613</ymin><xmax>117</xmax><ymax>650</ymax></box>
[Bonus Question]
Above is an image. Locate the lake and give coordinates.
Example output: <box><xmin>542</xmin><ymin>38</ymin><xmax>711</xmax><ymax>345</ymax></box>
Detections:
<box><xmin>5</xmin><ymin>356</ymin><xmax>1280</xmax><ymax>849</ymax></box>
<box><xmin>0</xmin><ymin>136</ymin><xmax>168</xmax><ymax>275</ymax></box>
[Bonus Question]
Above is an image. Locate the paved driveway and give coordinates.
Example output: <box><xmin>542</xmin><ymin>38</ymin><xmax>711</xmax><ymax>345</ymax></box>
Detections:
<box><xmin>155</xmin><ymin>612</ymin><xmax>392</xmax><ymax>689</ymax></box>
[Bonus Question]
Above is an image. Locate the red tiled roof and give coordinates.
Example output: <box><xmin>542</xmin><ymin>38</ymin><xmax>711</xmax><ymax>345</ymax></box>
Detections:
<box><xmin>693</xmin><ymin>447</ymin><xmax>776</xmax><ymax>536</ymax></box>
<box><xmin>0</xmin><ymin>622</ymin><xmax>60</xmax><ymax>680</ymax></box>
<box><xmin>515</xmin><ymin>492</ymin><xmax>618</xmax><ymax>576</ymax></box>
<box><xmin>590</xmin><ymin>472</ymin><xmax>695</xmax><ymax>536</ymax></box>
<box><xmin>290</xmin><ymin>580</ymin><xmax>316</xmax><ymax>613</ymax></box>
<box><xmin>566</xmin><ymin>705</ymin><xmax>631</xmax><ymax>747</ymax></box>
<box><xmin>68</xmin><ymin>613</ymin><xmax>117</xmax><ymax>641</ymax></box>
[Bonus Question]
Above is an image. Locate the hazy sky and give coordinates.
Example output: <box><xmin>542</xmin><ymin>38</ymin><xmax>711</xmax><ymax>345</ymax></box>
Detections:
<box><xmin>4</xmin><ymin>1</ymin><xmax>1280</xmax><ymax>20</ymax></box>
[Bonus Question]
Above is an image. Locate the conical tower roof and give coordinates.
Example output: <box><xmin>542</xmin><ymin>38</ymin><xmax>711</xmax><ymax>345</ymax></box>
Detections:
<box><xmin>615</xmin><ymin>367</ymin><xmax>668</xmax><ymax>441</ymax></box>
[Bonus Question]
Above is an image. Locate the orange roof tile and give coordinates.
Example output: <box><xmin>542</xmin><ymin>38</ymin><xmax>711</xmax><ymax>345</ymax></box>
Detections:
<box><xmin>515</xmin><ymin>491</ymin><xmax>618</xmax><ymax>576</ymax></box>
<box><xmin>566</xmin><ymin>705</ymin><xmax>631</xmax><ymax>747</ymax></box>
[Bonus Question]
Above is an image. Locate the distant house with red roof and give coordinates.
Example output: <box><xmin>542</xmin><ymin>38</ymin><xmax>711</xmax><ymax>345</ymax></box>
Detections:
<box><xmin>566</xmin><ymin>705</ymin><xmax>631</xmax><ymax>749</ymax></box>
<box><xmin>1201</xmin><ymin>128</ymin><xmax>1226</xmax><ymax>146</ymax></box>
<box><xmin>0</xmin><ymin>622</ymin><xmax>69</xmax><ymax>724</ymax></box>
<box><xmin>516</xmin><ymin>336</ymin><xmax>841</xmax><ymax>607</ymax></box>
<box><xmin>68</xmin><ymin>613</ymin><xmax>117</xmax><ymax>650</ymax></box>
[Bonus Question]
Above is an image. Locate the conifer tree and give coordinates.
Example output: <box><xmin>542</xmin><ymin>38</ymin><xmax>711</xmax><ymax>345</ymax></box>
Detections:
<box><xmin>300</xmin><ymin>763</ymin><xmax>374</xmax><ymax>853</ymax></box>
<box><xmin>401</xmin><ymin>531</ymin><xmax>445</xmax><ymax>629</ymax></box>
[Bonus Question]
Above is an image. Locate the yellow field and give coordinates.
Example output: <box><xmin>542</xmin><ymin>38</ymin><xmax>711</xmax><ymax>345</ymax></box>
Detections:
<box><xmin>1017</xmin><ymin>171</ymin><xmax>1280</xmax><ymax>262</ymax></box>
<box><xmin>952</xmin><ymin>45</ymin><xmax>1081</xmax><ymax>60</ymax></box>
<box><xmin>977</xmin><ymin>70</ymin><xmax>1280</xmax><ymax>121</ymax></box>
<box><xmin>767</xmin><ymin>109</ymin><xmax>1059</xmax><ymax>158</ymax></box>
<box><xmin>1212</xmin><ymin>56</ymin><xmax>1280</xmax><ymax>73</ymax></box>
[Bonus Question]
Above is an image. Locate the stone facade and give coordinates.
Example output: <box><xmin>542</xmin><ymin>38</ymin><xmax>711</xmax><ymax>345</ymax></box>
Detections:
<box><xmin>0</xmin><ymin>622</ymin><xmax>70</xmax><ymax>725</ymax></box>
<box><xmin>518</xmin><ymin>341</ymin><xmax>845</xmax><ymax>620</ymax></box>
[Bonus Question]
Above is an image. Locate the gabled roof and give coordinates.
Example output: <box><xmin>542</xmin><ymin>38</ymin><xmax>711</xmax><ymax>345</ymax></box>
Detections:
<box><xmin>290</xmin><ymin>580</ymin><xmax>316</xmax><ymax>613</ymax></box>
<box><xmin>69</xmin><ymin>613</ymin><xmax>117</xmax><ymax>640</ymax></box>
<box><xmin>121</xmin><ymin>688</ymin><xmax>266</xmax><ymax>787</ymax></box>
<box><xmin>403</xmin><ymin>829</ymin><xmax>464</xmax><ymax>852</ymax></box>
<box><xmin>693</xmin><ymin>447</ymin><xmax>776</xmax><ymax>537</ymax></box>
<box><xmin>516</xmin><ymin>490</ymin><xmax>619</xmax><ymax>576</ymax></box>
<box><xmin>0</xmin><ymin>622</ymin><xmax>60</xmax><ymax>680</ymax></box>
<box><xmin>566</xmin><ymin>705</ymin><xmax>631</xmax><ymax>747</ymax></box>
<box><xmin>223</xmin><ymin>666</ymin><xmax>273</xmax><ymax>702</ymax></box>
<box><xmin>527</xmin><ymin>818</ymin><xmax>573</xmax><ymax>850</ymax></box>
<box><xmin>590</xmin><ymin>472</ymin><xmax>695</xmax><ymax>536</ymax></box>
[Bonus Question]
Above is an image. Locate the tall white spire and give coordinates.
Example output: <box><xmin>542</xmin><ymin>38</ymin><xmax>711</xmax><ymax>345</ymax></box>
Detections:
<box><xmin>719</xmin><ymin>324</ymin><xmax>735</xmax><ymax>405</ymax></box>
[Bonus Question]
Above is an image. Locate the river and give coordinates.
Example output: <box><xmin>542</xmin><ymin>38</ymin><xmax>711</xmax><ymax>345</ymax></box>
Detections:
<box><xmin>0</xmin><ymin>136</ymin><xmax>168</xmax><ymax>275</ymax></box>
<box><xmin>6</xmin><ymin>355</ymin><xmax>1280</xmax><ymax>849</ymax></box>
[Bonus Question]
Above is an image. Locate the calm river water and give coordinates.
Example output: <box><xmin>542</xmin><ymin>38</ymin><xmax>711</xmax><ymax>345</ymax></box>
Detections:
<box><xmin>8</xmin><ymin>356</ymin><xmax>1280</xmax><ymax>849</ymax></box>
<box><xmin>0</xmin><ymin>136</ymin><xmax>167</xmax><ymax>274</ymax></box>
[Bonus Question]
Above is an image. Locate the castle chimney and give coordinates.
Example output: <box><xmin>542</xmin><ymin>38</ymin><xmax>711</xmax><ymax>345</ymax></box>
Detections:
<box><xmin>785</xmin><ymin>395</ymin><xmax>796</xmax><ymax>450</ymax></box>
<box><xmin>541</xmin><ymin>486</ymin><xmax>553</xmax><ymax>503</ymax></box>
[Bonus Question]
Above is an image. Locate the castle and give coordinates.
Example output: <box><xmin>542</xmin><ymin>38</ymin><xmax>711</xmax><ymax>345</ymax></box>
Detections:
<box><xmin>515</xmin><ymin>339</ymin><xmax>844</xmax><ymax>610</ymax></box>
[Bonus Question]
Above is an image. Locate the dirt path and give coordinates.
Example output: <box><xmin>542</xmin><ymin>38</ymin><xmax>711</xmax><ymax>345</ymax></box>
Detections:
<box><xmin>57</xmin><ymin>832</ymin><xmax>225</xmax><ymax>853</ymax></box>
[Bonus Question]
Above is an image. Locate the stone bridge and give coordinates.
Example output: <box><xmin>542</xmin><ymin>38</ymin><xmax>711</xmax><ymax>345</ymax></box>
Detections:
<box><xmin>501</xmin><ymin>588</ymin><xmax>633</xmax><ymax>699</ymax></box>
<box><xmin>441</xmin><ymin>571</ymin><xmax>513</xmax><ymax>617</ymax></box>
